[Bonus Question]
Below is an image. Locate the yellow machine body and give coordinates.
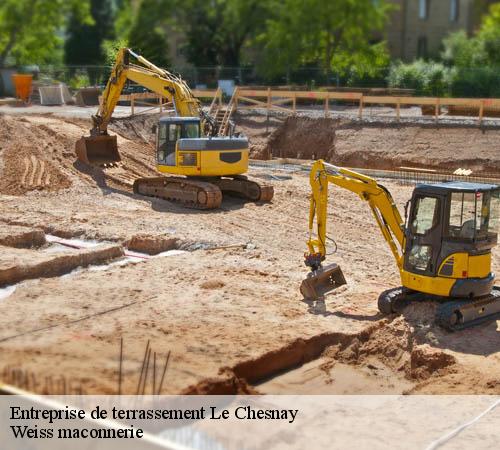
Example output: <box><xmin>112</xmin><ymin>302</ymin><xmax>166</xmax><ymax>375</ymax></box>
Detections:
<box><xmin>157</xmin><ymin>149</ymin><xmax>248</xmax><ymax>176</ymax></box>
<box><xmin>302</xmin><ymin>160</ymin><xmax>499</xmax><ymax>308</ymax></box>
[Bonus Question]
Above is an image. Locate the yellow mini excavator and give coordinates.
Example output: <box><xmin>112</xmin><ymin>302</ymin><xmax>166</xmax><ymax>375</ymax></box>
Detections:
<box><xmin>301</xmin><ymin>160</ymin><xmax>500</xmax><ymax>330</ymax></box>
<box><xmin>76</xmin><ymin>48</ymin><xmax>273</xmax><ymax>209</ymax></box>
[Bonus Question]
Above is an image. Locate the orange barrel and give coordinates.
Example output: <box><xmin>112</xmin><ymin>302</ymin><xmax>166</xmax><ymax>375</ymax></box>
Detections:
<box><xmin>11</xmin><ymin>74</ymin><xmax>33</xmax><ymax>102</ymax></box>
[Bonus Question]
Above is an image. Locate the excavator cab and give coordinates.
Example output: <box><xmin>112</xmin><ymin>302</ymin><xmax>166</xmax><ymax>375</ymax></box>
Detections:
<box><xmin>156</xmin><ymin>117</ymin><xmax>201</xmax><ymax>167</ymax></box>
<box><xmin>402</xmin><ymin>182</ymin><xmax>499</xmax><ymax>298</ymax></box>
<box><xmin>154</xmin><ymin>116</ymin><xmax>250</xmax><ymax>178</ymax></box>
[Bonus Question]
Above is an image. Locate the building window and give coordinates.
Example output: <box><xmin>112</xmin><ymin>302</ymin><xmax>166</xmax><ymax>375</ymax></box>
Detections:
<box><xmin>417</xmin><ymin>36</ymin><xmax>428</xmax><ymax>58</ymax></box>
<box><xmin>419</xmin><ymin>0</ymin><xmax>429</xmax><ymax>19</ymax></box>
<box><xmin>450</xmin><ymin>0</ymin><xmax>459</xmax><ymax>22</ymax></box>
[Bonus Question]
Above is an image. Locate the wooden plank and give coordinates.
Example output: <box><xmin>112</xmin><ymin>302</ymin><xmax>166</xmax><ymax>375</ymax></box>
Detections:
<box><xmin>439</xmin><ymin>98</ymin><xmax>482</xmax><ymax>107</ymax></box>
<box><xmin>271</xmin><ymin>97</ymin><xmax>294</xmax><ymax>106</ymax></box>
<box><xmin>192</xmin><ymin>89</ymin><xmax>218</xmax><ymax>97</ymax></box>
<box><xmin>398</xmin><ymin>97</ymin><xmax>438</xmax><ymax>106</ymax></box>
<box><xmin>237</xmin><ymin>95</ymin><xmax>268</xmax><ymax>107</ymax></box>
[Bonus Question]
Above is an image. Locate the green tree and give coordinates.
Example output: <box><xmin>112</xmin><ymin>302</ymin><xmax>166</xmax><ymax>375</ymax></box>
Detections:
<box><xmin>127</xmin><ymin>0</ymin><xmax>171</xmax><ymax>67</ymax></box>
<box><xmin>476</xmin><ymin>3</ymin><xmax>500</xmax><ymax>67</ymax></box>
<box><xmin>258</xmin><ymin>0</ymin><xmax>393</xmax><ymax>77</ymax></box>
<box><xmin>0</xmin><ymin>0</ymin><xmax>90</xmax><ymax>66</ymax></box>
<box><xmin>64</xmin><ymin>0</ymin><xmax>116</xmax><ymax>66</ymax></box>
<box><xmin>181</xmin><ymin>0</ymin><xmax>270</xmax><ymax>67</ymax></box>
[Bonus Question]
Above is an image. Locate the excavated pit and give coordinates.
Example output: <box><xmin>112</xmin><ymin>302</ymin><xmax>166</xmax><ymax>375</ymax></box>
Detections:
<box><xmin>184</xmin><ymin>316</ymin><xmax>462</xmax><ymax>395</ymax></box>
<box><xmin>241</xmin><ymin>115</ymin><xmax>500</xmax><ymax>175</ymax></box>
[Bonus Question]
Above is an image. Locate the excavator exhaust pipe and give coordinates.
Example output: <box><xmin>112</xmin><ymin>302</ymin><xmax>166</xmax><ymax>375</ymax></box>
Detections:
<box><xmin>75</xmin><ymin>135</ymin><xmax>120</xmax><ymax>167</ymax></box>
<box><xmin>300</xmin><ymin>263</ymin><xmax>346</xmax><ymax>300</ymax></box>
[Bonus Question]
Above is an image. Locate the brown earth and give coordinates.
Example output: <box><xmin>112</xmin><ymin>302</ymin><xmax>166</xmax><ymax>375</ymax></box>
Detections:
<box><xmin>0</xmin><ymin>111</ymin><xmax>498</xmax><ymax>396</ymax></box>
<box><xmin>239</xmin><ymin>114</ymin><xmax>500</xmax><ymax>174</ymax></box>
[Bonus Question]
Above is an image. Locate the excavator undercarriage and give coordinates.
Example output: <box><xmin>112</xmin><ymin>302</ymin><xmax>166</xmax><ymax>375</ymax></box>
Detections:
<box><xmin>132</xmin><ymin>175</ymin><xmax>273</xmax><ymax>209</ymax></box>
<box><xmin>378</xmin><ymin>286</ymin><xmax>500</xmax><ymax>331</ymax></box>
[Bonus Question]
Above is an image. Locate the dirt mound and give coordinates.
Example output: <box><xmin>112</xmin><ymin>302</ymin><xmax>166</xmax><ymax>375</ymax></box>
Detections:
<box><xmin>109</xmin><ymin>114</ymin><xmax>157</xmax><ymax>145</ymax></box>
<box><xmin>266</xmin><ymin>116</ymin><xmax>338</xmax><ymax>160</ymax></box>
<box><xmin>0</xmin><ymin>225</ymin><xmax>46</xmax><ymax>248</ymax></box>
<box><xmin>0</xmin><ymin>116</ymin><xmax>72</xmax><ymax>194</ymax></box>
<box><xmin>0</xmin><ymin>114</ymin><xmax>160</xmax><ymax>196</ymax></box>
<box><xmin>331</xmin><ymin>317</ymin><xmax>457</xmax><ymax>382</ymax></box>
<box><xmin>127</xmin><ymin>233</ymin><xmax>179</xmax><ymax>255</ymax></box>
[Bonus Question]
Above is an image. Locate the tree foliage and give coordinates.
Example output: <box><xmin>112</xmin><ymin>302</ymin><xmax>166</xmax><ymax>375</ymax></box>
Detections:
<box><xmin>390</xmin><ymin>3</ymin><xmax>500</xmax><ymax>98</ymax></box>
<box><xmin>64</xmin><ymin>0</ymin><xmax>115</xmax><ymax>66</ymax></box>
<box><xmin>127</xmin><ymin>0</ymin><xmax>171</xmax><ymax>67</ymax></box>
<box><xmin>179</xmin><ymin>0</ymin><xmax>270</xmax><ymax>67</ymax></box>
<box><xmin>0</xmin><ymin>0</ymin><xmax>90</xmax><ymax>66</ymax></box>
<box><xmin>257</xmin><ymin>0</ymin><xmax>393</xmax><ymax>77</ymax></box>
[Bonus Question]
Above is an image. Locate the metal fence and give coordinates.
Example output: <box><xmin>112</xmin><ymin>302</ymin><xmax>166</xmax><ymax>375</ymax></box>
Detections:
<box><xmin>2</xmin><ymin>64</ymin><xmax>500</xmax><ymax>99</ymax></box>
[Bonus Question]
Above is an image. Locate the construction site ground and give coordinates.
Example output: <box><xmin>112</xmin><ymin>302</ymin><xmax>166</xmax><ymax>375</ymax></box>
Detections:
<box><xmin>0</xmin><ymin>107</ymin><xmax>498</xmax><ymax>396</ymax></box>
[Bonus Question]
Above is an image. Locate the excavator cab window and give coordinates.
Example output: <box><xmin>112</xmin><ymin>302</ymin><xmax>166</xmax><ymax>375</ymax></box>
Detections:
<box><xmin>447</xmin><ymin>190</ymin><xmax>499</xmax><ymax>241</ymax></box>
<box><xmin>157</xmin><ymin>120</ymin><xmax>201</xmax><ymax>166</ymax></box>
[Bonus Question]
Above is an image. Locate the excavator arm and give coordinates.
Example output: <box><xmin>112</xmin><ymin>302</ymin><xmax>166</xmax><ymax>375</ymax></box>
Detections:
<box><xmin>301</xmin><ymin>160</ymin><xmax>406</xmax><ymax>299</ymax></box>
<box><xmin>92</xmin><ymin>48</ymin><xmax>200</xmax><ymax>135</ymax></box>
<box><xmin>76</xmin><ymin>48</ymin><xmax>205</xmax><ymax>166</ymax></box>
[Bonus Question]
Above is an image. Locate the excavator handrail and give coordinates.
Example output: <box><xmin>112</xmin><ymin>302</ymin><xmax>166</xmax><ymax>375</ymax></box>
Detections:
<box><xmin>306</xmin><ymin>160</ymin><xmax>405</xmax><ymax>269</ymax></box>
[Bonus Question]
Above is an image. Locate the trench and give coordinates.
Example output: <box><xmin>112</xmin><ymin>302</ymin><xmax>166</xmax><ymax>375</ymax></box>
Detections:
<box><xmin>0</xmin><ymin>233</ymin><xmax>188</xmax><ymax>300</ymax></box>
<box><xmin>185</xmin><ymin>318</ymin><xmax>457</xmax><ymax>395</ymax></box>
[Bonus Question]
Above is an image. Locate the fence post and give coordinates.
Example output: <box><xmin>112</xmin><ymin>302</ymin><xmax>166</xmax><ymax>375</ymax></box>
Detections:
<box><xmin>435</xmin><ymin>98</ymin><xmax>440</xmax><ymax>121</ymax></box>
<box><xmin>324</xmin><ymin>93</ymin><xmax>329</xmax><ymax>118</ymax></box>
<box><xmin>292</xmin><ymin>93</ymin><xmax>296</xmax><ymax>113</ymax></box>
<box><xmin>131</xmin><ymin>94</ymin><xmax>135</xmax><ymax>116</ymax></box>
<box><xmin>396</xmin><ymin>98</ymin><xmax>400</xmax><ymax>121</ymax></box>
<box><xmin>359</xmin><ymin>95</ymin><xmax>364</xmax><ymax>119</ymax></box>
<box><xmin>479</xmin><ymin>100</ymin><xmax>484</xmax><ymax>125</ymax></box>
<box><xmin>267</xmin><ymin>87</ymin><xmax>271</xmax><ymax>113</ymax></box>
<box><xmin>234</xmin><ymin>87</ymin><xmax>239</xmax><ymax>112</ymax></box>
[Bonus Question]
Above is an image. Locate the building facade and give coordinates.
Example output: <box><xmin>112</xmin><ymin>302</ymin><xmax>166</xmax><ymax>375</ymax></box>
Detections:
<box><xmin>386</xmin><ymin>0</ymin><xmax>497</xmax><ymax>61</ymax></box>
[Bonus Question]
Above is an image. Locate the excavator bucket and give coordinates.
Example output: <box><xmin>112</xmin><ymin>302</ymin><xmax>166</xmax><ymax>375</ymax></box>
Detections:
<box><xmin>75</xmin><ymin>135</ymin><xmax>120</xmax><ymax>167</ymax></box>
<box><xmin>300</xmin><ymin>263</ymin><xmax>346</xmax><ymax>300</ymax></box>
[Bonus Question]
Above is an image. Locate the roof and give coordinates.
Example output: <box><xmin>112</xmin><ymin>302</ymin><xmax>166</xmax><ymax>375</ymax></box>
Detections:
<box><xmin>416</xmin><ymin>181</ymin><xmax>499</xmax><ymax>193</ymax></box>
<box><xmin>158</xmin><ymin>116</ymin><xmax>200</xmax><ymax>123</ymax></box>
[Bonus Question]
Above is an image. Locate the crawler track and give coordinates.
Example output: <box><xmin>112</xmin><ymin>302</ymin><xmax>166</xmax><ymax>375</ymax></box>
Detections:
<box><xmin>133</xmin><ymin>176</ymin><xmax>223</xmax><ymax>209</ymax></box>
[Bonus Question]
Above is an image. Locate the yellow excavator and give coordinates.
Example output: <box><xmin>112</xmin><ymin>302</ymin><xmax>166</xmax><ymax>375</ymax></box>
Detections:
<box><xmin>76</xmin><ymin>48</ymin><xmax>273</xmax><ymax>209</ymax></box>
<box><xmin>301</xmin><ymin>160</ymin><xmax>500</xmax><ymax>330</ymax></box>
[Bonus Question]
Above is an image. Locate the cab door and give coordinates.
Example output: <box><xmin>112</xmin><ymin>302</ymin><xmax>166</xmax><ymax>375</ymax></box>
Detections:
<box><xmin>404</xmin><ymin>193</ymin><xmax>445</xmax><ymax>276</ymax></box>
<box><xmin>157</xmin><ymin>123</ymin><xmax>181</xmax><ymax>166</ymax></box>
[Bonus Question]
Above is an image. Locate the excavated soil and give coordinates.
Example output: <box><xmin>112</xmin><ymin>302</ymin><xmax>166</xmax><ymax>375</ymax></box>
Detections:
<box><xmin>0</xmin><ymin>110</ymin><xmax>498</xmax><ymax>396</ymax></box>
<box><xmin>238</xmin><ymin>114</ymin><xmax>500</xmax><ymax>174</ymax></box>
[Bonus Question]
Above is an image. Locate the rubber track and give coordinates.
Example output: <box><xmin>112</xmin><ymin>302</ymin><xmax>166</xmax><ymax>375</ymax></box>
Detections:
<box><xmin>435</xmin><ymin>287</ymin><xmax>500</xmax><ymax>331</ymax></box>
<box><xmin>133</xmin><ymin>176</ymin><xmax>222</xmax><ymax>209</ymax></box>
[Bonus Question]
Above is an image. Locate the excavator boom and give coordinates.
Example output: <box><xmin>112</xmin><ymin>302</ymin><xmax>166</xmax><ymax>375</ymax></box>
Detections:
<box><xmin>301</xmin><ymin>160</ymin><xmax>405</xmax><ymax>300</ymax></box>
<box><xmin>76</xmin><ymin>48</ymin><xmax>202</xmax><ymax>166</ymax></box>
